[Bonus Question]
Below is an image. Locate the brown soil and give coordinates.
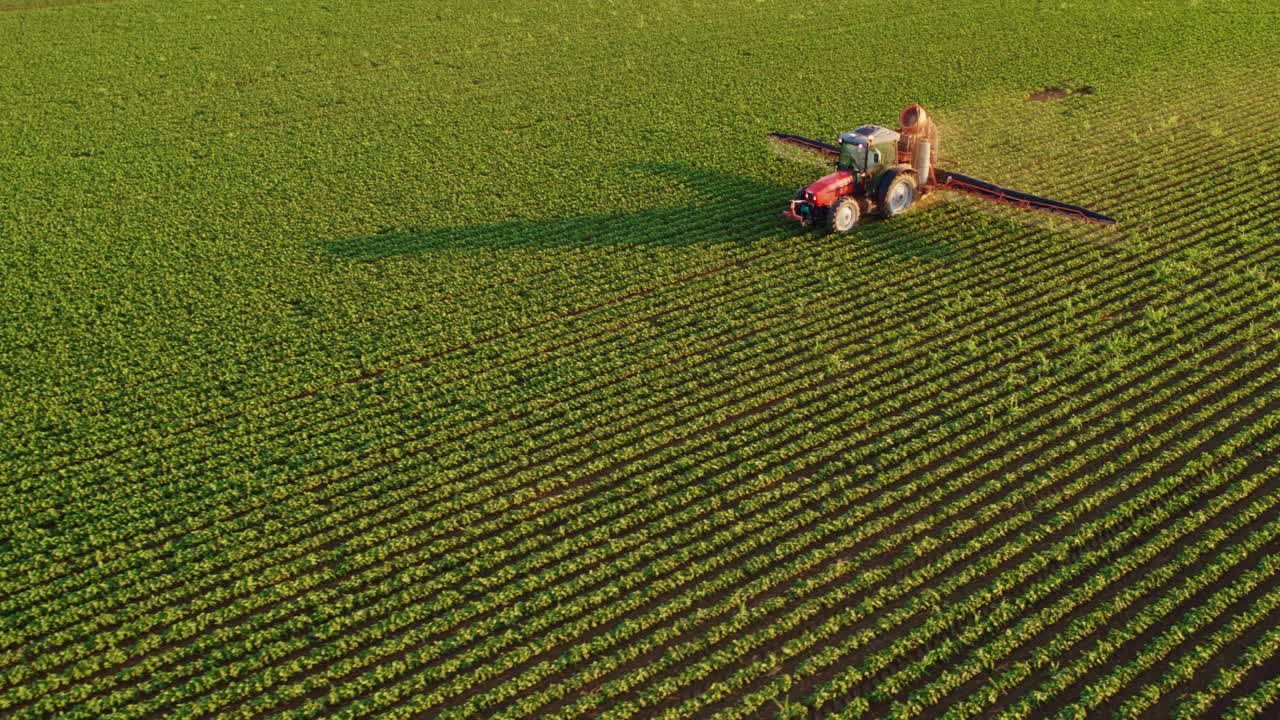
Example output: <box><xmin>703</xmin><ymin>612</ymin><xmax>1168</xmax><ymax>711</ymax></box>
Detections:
<box><xmin>1028</xmin><ymin>88</ymin><xmax>1070</xmax><ymax>102</ymax></box>
<box><xmin>1027</xmin><ymin>86</ymin><xmax>1097</xmax><ymax>102</ymax></box>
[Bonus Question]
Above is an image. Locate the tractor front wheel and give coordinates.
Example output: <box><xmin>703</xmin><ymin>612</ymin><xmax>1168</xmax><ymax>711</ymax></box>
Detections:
<box><xmin>879</xmin><ymin>169</ymin><xmax>918</xmax><ymax>218</ymax></box>
<box><xmin>826</xmin><ymin>196</ymin><xmax>861</xmax><ymax>234</ymax></box>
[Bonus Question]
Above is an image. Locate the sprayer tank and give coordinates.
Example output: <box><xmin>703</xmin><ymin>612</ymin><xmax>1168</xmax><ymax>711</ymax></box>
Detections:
<box><xmin>914</xmin><ymin>140</ymin><xmax>932</xmax><ymax>187</ymax></box>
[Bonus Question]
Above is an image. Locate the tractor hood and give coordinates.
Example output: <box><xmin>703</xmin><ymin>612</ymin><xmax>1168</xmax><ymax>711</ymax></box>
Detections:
<box><xmin>805</xmin><ymin>170</ymin><xmax>855</xmax><ymax>206</ymax></box>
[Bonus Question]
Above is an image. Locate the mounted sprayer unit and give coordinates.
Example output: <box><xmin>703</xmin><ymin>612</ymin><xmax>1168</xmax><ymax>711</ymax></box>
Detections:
<box><xmin>771</xmin><ymin>104</ymin><xmax>1115</xmax><ymax>233</ymax></box>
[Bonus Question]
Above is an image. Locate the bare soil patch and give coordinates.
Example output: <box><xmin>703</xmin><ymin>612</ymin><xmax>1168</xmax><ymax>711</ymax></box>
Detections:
<box><xmin>1028</xmin><ymin>86</ymin><xmax>1096</xmax><ymax>102</ymax></box>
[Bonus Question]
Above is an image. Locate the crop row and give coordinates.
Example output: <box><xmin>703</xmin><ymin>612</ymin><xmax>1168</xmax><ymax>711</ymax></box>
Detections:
<box><xmin>247</xmin><ymin>237</ymin><xmax>1269</xmax><ymax>717</ymax></box>
<box><xmin>1170</xmin><ymin>624</ymin><xmax>1280</xmax><ymax>720</ymax></box>
<box><xmin>7</xmin><ymin>77</ymin><xmax>1269</xmax><ymax>645</ymax></box>
<box><xmin>5</xmin><ymin>48</ymin><xmax>1280</xmax><ymax>720</ymax></box>
<box><xmin>5</xmin><ymin>64</ymin><xmax>1274</xmax><ymax>489</ymax></box>
<box><xmin>468</xmin><ymin>202</ymin><xmax>1280</xmax><ymax>717</ymax></box>
<box><xmin>10</xmin><ymin>172</ymin><xmax>1280</xmax><ymax>717</ymax></box>
<box><xmin>591</xmin><ymin>340</ymin><xmax>1280</xmax><ymax>717</ymax></box>
<box><xmin>2</xmin><ymin>83</ymin><xmax>1269</xmax><ymax>625</ymax></box>
<box><xmin>12</xmin><ymin>185</ymin><xmax>1269</xmax><ymax>717</ymax></box>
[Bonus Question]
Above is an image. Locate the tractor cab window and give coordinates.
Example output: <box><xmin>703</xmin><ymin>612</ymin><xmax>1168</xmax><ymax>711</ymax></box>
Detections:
<box><xmin>840</xmin><ymin>141</ymin><xmax>868</xmax><ymax>171</ymax></box>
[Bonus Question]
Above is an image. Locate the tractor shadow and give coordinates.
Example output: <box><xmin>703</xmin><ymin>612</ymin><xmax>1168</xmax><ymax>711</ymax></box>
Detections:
<box><xmin>321</xmin><ymin>163</ymin><xmax>956</xmax><ymax>262</ymax></box>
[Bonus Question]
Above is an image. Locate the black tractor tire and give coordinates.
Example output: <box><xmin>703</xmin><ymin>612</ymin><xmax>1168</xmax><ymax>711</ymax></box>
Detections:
<box><xmin>878</xmin><ymin>168</ymin><xmax>918</xmax><ymax>218</ymax></box>
<box><xmin>825</xmin><ymin>196</ymin><xmax>861</xmax><ymax>234</ymax></box>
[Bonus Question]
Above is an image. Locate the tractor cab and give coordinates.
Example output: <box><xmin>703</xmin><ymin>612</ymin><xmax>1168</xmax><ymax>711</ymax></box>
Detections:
<box><xmin>778</xmin><ymin>120</ymin><xmax>919</xmax><ymax>232</ymax></box>
<box><xmin>838</xmin><ymin>125</ymin><xmax>899</xmax><ymax>178</ymax></box>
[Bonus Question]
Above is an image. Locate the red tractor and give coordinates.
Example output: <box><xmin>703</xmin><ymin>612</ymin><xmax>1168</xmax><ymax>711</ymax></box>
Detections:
<box><xmin>772</xmin><ymin>104</ymin><xmax>1114</xmax><ymax>232</ymax></box>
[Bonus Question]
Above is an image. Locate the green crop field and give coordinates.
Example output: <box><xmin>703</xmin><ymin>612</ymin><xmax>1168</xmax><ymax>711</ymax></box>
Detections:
<box><xmin>3</xmin><ymin>0</ymin><xmax>1280</xmax><ymax>718</ymax></box>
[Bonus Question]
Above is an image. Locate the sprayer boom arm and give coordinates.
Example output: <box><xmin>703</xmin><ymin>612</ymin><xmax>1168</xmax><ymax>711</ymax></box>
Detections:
<box><xmin>767</xmin><ymin>132</ymin><xmax>841</xmax><ymax>160</ymax></box>
<box><xmin>934</xmin><ymin>169</ymin><xmax>1116</xmax><ymax>225</ymax></box>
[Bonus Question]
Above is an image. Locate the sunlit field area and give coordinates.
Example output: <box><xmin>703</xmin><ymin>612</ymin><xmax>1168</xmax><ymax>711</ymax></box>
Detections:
<box><xmin>2</xmin><ymin>1</ymin><xmax>1279</xmax><ymax>718</ymax></box>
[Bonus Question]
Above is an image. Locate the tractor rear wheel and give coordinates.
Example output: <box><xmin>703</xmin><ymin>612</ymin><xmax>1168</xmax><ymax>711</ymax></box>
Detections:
<box><xmin>826</xmin><ymin>196</ymin><xmax>861</xmax><ymax>234</ymax></box>
<box><xmin>878</xmin><ymin>169</ymin><xmax>918</xmax><ymax>218</ymax></box>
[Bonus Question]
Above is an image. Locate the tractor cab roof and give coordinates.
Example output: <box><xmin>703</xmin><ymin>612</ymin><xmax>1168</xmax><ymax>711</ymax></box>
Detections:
<box><xmin>840</xmin><ymin>125</ymin><xmax>899</xmax><ymax>146</ymax></box>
